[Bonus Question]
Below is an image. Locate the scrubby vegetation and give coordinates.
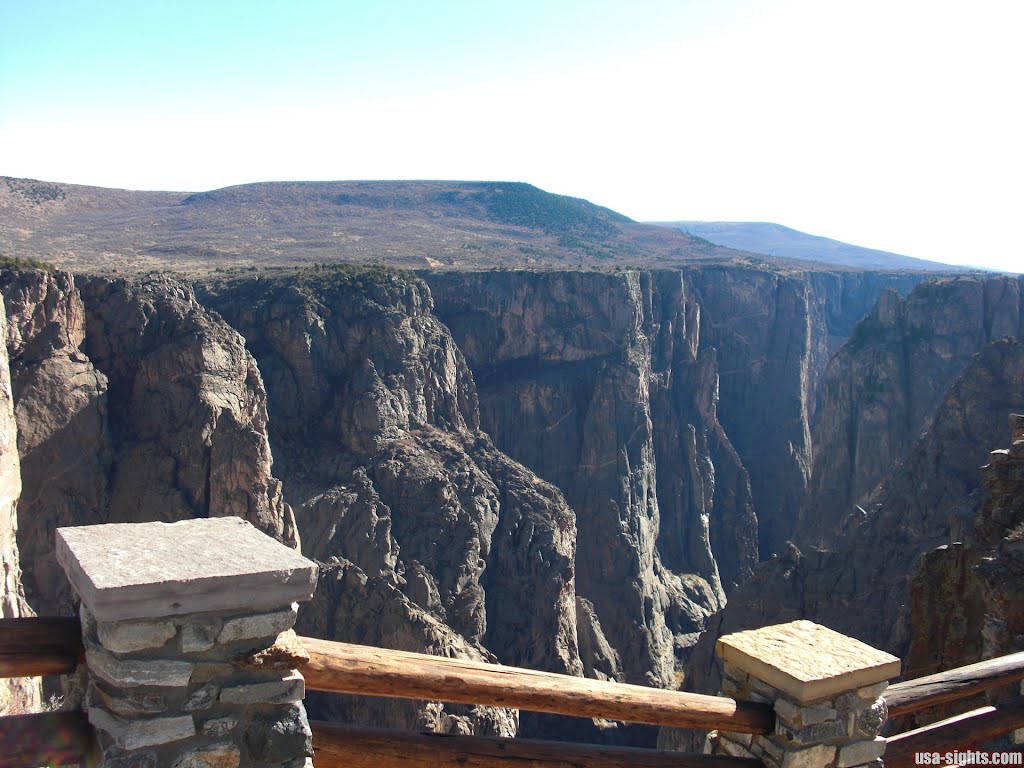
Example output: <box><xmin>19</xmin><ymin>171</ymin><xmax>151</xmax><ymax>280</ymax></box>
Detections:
<box><xmin>0</xmin><ymin>253</ymin><xmax>54</xmax><ymax>271</ymax></box>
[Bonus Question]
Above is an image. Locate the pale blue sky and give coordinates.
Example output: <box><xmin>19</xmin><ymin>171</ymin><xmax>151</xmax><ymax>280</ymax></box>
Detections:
<box><xmin>1</xmin><ymin>0</ymin><xmax>1021</xmax><ymax>271</ymax></box>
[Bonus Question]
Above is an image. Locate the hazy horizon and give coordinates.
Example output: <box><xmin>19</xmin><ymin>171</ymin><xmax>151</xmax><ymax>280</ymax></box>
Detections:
<box><xmin>2</xmin><ymin>0</ymin><xmax>1021</xmax><ymax>272</ymax></box>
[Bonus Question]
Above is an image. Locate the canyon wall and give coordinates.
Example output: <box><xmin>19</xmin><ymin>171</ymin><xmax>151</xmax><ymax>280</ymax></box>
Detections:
<box><xmin>427</xmin><ymin>270</ymin><xmax>746</xmax><ymax>688</ymax></box>
<box><xmin>672</xmin><ymin>276</ymin><xmax>1024</xmax><ymax>749</ymax></box>
<box><xmin>0</xmin><ymin>270</ymin><xmax>297</xmax><ymax>616</ymax></box>
<box><xmin>198</xmin><ymin>270</ymin><xmax>584</xmax><ymax>736</ymax></box>
<box><xmin>0</xmin><ymin>260</ymin><xmax>944</xmax><ymax>733</ymax></box>
<box><xmin>0</xmin><ymin>294</ymin><xmax>41</xmax><ymax>714</ymax></box>
<box><xmin>802</xmin><ymin>276</ymin><xmax>1022</xmax><ymax>547</ymax></box>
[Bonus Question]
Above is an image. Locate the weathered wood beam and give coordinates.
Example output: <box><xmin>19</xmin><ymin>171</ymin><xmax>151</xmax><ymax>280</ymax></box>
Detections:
<box><xmin>885</xmin><ymin>651</ymin><xmax>1024</xmax><ymax>717</ymax></box>
<box><xmin>0</xmin><ymin>617</ymin><xmax>83</xmax><ymax>677</ymax></box>
<box><xmin>297</xmin><ymin>636</ymin><xmax>773</xmax><ymax>734</ymax></box>
<box><xmin>311</xmin><ymin>721</ymin><xmax>762</xmax><ymax>768</ymax></box>
<box><xmin>884</xmin><ymin>696</ymin><xmax>1024</xmax><ymax>768</ymax></box>
<box><xmin>0</xmin><ymin>711</ymin><xmax>94</xmax><ymax>768</ymax></box>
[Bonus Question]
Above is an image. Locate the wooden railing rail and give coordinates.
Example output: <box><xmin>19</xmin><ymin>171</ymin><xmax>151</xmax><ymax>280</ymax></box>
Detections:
<box><xmin>0</xmin><ymin>711</ymin><xmax>94</xmax><ymax>768</ymax></box>
<box><xmin>883</xmin><ymin>695</ymin><xmax>1024</xmax><ymax>767</ymax></box>
<box><xmin>310</xmin><ymin>721</ymin><xmax>762</xmax><ymax>768</ymax></box>
<box><xmin>0</xmin><ymin>617</ymin><xmax>83</xmax><ymax>678</ymax></box>
<box><xmin>884</xmin><ymin>650</ymin><xmax>1024</xmax><ymax>718</ymax></box>
<box><xmin>296</xmin><ymin>635</ymin><xmax>774</xmax><ymax>734</ymax></box>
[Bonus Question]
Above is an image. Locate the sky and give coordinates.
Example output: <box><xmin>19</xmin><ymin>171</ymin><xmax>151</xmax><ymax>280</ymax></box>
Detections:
<box><xmin>1</xmin><ymin>0</ymin><xmax>1021</xmax><ymax>272</ymax></box>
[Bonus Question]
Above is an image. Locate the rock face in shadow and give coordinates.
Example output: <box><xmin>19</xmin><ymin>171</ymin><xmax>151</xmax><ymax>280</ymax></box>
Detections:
<box><xmin>670</xmin><ymin>279</ymin><xmax>1024</xmax><ymax>749</ymax></box>
<box><xmin>0</xmin><ymin>293</ymin><xmax>41</xmax><ymax>714</ymax></box>
<box><xmin>0</xmin><ymin>269</ymin><xmax>297</xmax><ymax>615</ymax></box>
<box><xmin>802</xmin><ymin>276</ymin><xmax>1022</xmax><ymax>547</ymax></box>
<box><xmin>200</xmin><ymin>268</ymin><xmax>581</xmax><ymax>736</ymax></box>
<box><xmin>974</xmin><ymin>414</ymin><xmax>1024</xmax><ymax>660</ymax></box>
<box><xmin>683</xmin><ymin>268</ymin><xmax>926</xmax><ymax>560</ymax></box>
<box><xmin>427</xmin><ymin>269</ymin><xmax>753</xmax><ymax>686</ymax></box>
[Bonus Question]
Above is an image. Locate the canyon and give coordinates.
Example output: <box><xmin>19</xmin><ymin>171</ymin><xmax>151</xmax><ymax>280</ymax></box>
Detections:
<box><xmin>0</xmin><ymin>178</ymin><xmax>1021</xmax><ymax>750</ymax></box>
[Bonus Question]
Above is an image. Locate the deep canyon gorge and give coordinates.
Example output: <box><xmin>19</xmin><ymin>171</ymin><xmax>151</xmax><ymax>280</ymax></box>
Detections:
<box><xmin>1</xmin><ymin>178</ymin><xmax>1022</xmax><ymax>749</ymax></box>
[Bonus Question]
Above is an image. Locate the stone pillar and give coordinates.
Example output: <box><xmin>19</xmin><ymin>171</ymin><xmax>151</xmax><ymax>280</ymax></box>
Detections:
<box><xmin>710</xmin><ymin>620</ymin><xmax>900</xmax><ymax>768</ymax></box>
<box><xmin>56</xmin><ymin>518</ymin><xmax>318</xmax><ymax>768</ymax></box>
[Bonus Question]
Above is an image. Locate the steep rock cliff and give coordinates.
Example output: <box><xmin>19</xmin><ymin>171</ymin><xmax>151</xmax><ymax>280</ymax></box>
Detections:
<box><xmin>200</xmin><ymin>268</ymin><xmax>582</xmax><ymax>735</ymax></box>
<box><xmin>974</xmin><ymin>413</ymin><xmax>1024</xmax><ymax>660</ymax></box>
<box><xmin>427</xmin><ymin>269</ymin><xmax>746</xmax><ymax>686</ymax></box>
<box><xmin>802</xmin><ymin>276</ymin><xmax>1022</xmax><ymax>546</ymax></box>
<box><xmin>0</xmin><ymin>270</ymin><xmax>297</xmax><ymax>615</ymax></box>
<box><xmin>0</xmin><ymin>293</ymin><xmax>42</xmax><ymax>714</ymax></box>
<box><xmin>0</xmin><ymin>268</ymin><xmax>110</xmax><ymax>613</ymax></box>
<box><xmin>674</xmin><ymin>306</ymin><xmax>1024</xmax><ymax>740</ymax></box>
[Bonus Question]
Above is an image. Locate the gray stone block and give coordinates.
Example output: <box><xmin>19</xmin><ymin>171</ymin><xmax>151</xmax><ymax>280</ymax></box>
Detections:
<box><xmin>200</xmin><ymin>716</ymin><xmax>238</xmax><ymax>738</ymax></box>
<box><xmin>217</xmin><ymin>606</ymin><xmax>297</xmax><ymax>644</ymax></box>
<box><xmin>182</xmin><ymin>683</ymin><xmax>220</xmax><ymax>712</ymax></box>
<box><xmin>244</xmin><ymin>703</ymin><xmax>312</xmax><ymax>762</ymax></box>
<box><xmin>181</xmin><ymin>619</ymin><xmax>222</xmax><ymax>653</ymax></box>
<box><xmin>836</xmin><ymin>738</ymin><xmax>886</xmax><ymax>767</ymax></box>
<box><xmin>89</xmin><ymin>707</ymin><xmax>195</xmax><ymax>750</ymax></box>
<box><xmin>220</xmin><ymin>671</ymin><xmax>304</xmax><ymax>705</ymax></box>
<box><xmin>87</xmin><ymin>646</ymin><xmax>194</xmax><ymax>688</ymax></box>
<box><xmin>89</xmin><ymin>681</ymin><xmax>168</xmax><ymax>717</ymax></box>
<box><xmin>780</xmin><ymin>744</ymin><xmax>836</xmax><ymax>768</ymax></box>
<box><xmin>98</xmin><ymin>619</ymin><xmax>177</xmax><ymax>653</ymax></box>
<box><xmin>57</xmin><ymin>518</ymin><xmax>317</xmax><ymax>621</ymax></box>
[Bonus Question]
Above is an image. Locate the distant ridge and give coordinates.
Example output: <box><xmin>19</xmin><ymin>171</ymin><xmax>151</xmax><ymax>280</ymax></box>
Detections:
<box><xmin>0</xmin><ymin>176</ymin><xmax>971</xmax><ymax>275</ymax></box>
<box><xmin>656</xmin><ymin>221</ymin><xmax>965</xmax><ymax>272</ymax></box>
<box><xmin>0</xmin><ymin>177</ymin><xmax>733</xmax><ymax>273</ymax></box>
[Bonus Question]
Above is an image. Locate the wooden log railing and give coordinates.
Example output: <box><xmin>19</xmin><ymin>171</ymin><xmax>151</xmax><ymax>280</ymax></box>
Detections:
<box><xmin>296</xmin><ymin>635</ymin><xmax>774</xmax><ymax>734</ymax></box>
<box><xmin>883</xmin><ymin>696</ymin><xmax>1024</xmax><ymax>768</ymax></box>
<box><xmin>310</xmin><ymin>722</ymin><xmax>762</xmax><ymax>768</ymax></box>
<box><xmin>884</xmin><ymin>650</ymin><xmax>1024</xmax><ymax>718</ymax></box>
<box><xmin>18</xmin><ymin>617</ymin><xmax>1024</xmax><ymax>767</ymax></box>
<box><xmin>0</xmin><ymin>617</ymin><xmax>83</xmax><ymax>677</ymax></box>
<box><xmin>0</xmin><ymin>711</ymin><xmax>95</xmax><ymax>768</ymax></box>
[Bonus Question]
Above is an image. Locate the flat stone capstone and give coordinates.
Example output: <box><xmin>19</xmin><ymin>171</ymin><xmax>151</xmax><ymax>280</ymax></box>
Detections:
<box><xmin>57</xmin><ymin>518</ymin><xmax>317</xmax><ymax>621</ymax></box>
<box><xmin>716</xmin><ymin>619</ymin><xmax>901</xmax><ymax>703</ymax></box>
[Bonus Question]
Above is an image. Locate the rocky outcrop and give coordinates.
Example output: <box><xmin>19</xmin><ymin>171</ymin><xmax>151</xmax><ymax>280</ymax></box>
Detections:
<box><xmin>683</xmin><ymin>268</ymin><xmax>926</xmax><ymax>559</ymax></box>
<box><xmin>683</xmin><ymin>268</ymin><xmax>814</xmax><ymax>560</ymax></box>
<box><xmin>0</xmin><ymin>269</ymin><xmax>297</xmax><ymax>615</ymax></box>
<box><xmin>969</xmin><ymin>412</ymin><xmax>1024</xmax><ymax>663</ymax></box>
<box><xmin>674</xmin><ymin>330</ymin><xmax>1024</xmax><ymax>741</ymax></box>
<box><xmin>301</xmin><ymin>557</ymin><xmax>518</xmax><ymax>737</ymax></box>
<box><xmin>0</xmin><ymin>268</ymin><xmax>110</xmax><ymax>613</ymax></box>
<box><xmin>78</xmin><ymin>277</ymin><xmax>296</xmax><ymax>547</ymax></box>
<box><xmin>0</xmin><ymin>294</ymin><xmax>41</xmax><ymax>714</ymax></box>
<box><xmin>200</xmin><ymin>268</ymin><xmax>582</xmax><ymax>736</ymax></box>
<box><xmin>427</xmin><ymin>269</ymin><xmax>746</xmax><ymax>687</ymax></box>
<box><xmin>802</xmin><ymin>277</ymin><xmax>1022</xmax><ymax>547</ymax></box>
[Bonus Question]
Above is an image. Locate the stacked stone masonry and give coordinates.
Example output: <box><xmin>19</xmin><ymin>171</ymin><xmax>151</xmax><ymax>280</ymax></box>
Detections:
<box><xmin>56</xmin><ymin>518</ymin><xmax>318</xmax><ymax>768</ymax></box>
<box><xmin>711</xmin><ymin>620</ymin><xmax>899</xmax><ymax>768</ymax></box>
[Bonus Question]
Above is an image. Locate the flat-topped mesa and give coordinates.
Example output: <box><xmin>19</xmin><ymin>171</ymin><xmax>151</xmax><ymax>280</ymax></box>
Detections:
<box><xmin>56</xmin><ymin>518</ymin><xmax>318</xmax><ymax>768</ymax></box>
<box><xmin>711</xmin><ymin>620</ymin><xmax>900</xmax><ymax>768</ymax></box>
